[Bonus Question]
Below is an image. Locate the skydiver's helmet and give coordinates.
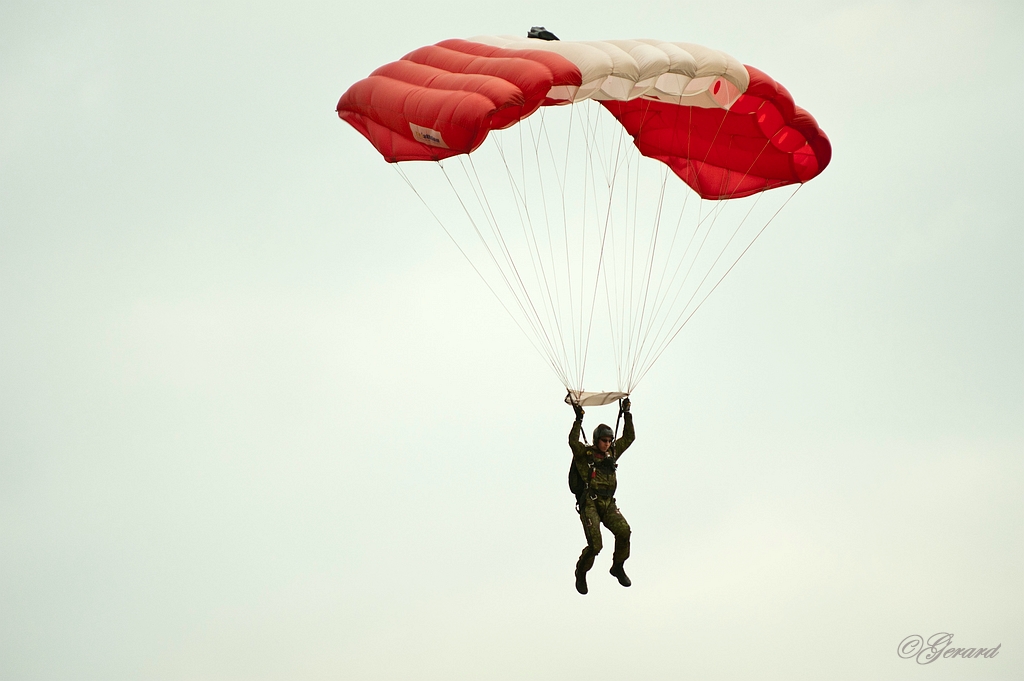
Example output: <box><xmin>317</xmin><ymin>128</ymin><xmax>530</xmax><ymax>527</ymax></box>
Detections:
<box><xmin>593</xmin><ymin>424</ymin><xmax>614</xmax><ymax>443</ymax></box>
<box><xmin>527</xmin><ymin>26</ymin><xmax>559</xmax><ymax>41</ymax></box>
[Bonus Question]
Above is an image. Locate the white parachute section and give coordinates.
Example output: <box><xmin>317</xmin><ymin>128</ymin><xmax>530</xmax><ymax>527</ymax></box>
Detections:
<box><xmin>564</xmin><ymin>390</ymin><xmax>629</xmax><ymax>407</ymax></box>
<box><xmin>468</xmin><ymin>36</ymin><xmax>749</xmax><ymax>107</ymax></box>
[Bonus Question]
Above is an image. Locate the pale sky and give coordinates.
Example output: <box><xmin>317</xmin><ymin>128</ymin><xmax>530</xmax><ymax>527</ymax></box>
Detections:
<box><xmin>1</xmin><ymin>1</ymin><xmax>1022</xmax><ymax>679</ymax></box>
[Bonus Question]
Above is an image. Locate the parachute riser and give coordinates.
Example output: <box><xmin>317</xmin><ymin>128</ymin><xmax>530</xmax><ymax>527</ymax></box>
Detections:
<box><xmin>612</xmin><ymin>398</ymin><xmax>623</xmax><ymax>456</ymax></box>
<box><xmin>568</xmin><ymin>389</ymin><xmax>589</xmax><ymax>445</ymax></box>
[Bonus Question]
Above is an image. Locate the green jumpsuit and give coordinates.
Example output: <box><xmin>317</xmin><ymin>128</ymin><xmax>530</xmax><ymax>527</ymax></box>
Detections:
<box><xmin>569</xmin><ymin>413</ymin><xmax>635</xmax><ymax>574</ymax></box>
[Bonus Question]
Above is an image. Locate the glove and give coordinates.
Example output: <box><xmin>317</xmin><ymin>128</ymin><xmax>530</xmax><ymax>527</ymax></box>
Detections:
<box><xmin>573</xmin><ymin>402</ymin><xmax>585</xmax><ymax>421</ymax></box>
<box><xmin>620</xmin><ymin>397</ymin><xmax>631</xmax><ymax>414</ymax></box>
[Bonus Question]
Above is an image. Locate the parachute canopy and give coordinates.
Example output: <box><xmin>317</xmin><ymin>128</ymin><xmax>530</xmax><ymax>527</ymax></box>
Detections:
<box><xmin>337</xmin><ymin>36</ymin><xmax>831</xmax><ymax>199</ymax></box>
<box><xmin>337</xmin><ymin>35</ymin><xmax>832</xmax><ymax>397</ymax></box>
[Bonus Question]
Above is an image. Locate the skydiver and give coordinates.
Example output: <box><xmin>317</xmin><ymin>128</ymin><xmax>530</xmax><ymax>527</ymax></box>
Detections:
<box><xmin>568</xmin><ymin>397</ymin><xmax>634</xmax><ymax>595</ymax></box>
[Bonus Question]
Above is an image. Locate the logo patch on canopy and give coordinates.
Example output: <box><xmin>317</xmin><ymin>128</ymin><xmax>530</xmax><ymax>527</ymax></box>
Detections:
<box><xmin>409</xmin><ymin>123</ymin><xmax>449</xmax><ymax>149</ymax></box>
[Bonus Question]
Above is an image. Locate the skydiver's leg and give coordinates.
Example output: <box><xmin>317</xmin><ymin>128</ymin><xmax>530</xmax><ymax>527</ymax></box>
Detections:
<box><xmin>575</xmin><ymin>500</ymin><xmax>603</xmax><ymax>593</ymax></box>
<box><xmin>578</xmin><ymin>501</ymin><xmax>603</xmax><ymax>571</ymax></box>
<box><xmin>600</xmin><ymin>500</ymin><xmax>632</xmax><ymax>586</ymax></box>
<box><xmin>577</xmin><ymin>497</ymin><xmax>598</xmax><ymax>569</ymax></box>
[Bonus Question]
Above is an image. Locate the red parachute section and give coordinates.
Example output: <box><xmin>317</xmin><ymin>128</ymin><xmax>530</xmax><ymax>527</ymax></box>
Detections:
<box><xmin>601</xmin><ymin>66</ymin><xmax>832</xmax><ymax>199</ymax></box>
<box><xmin>336</xmin><ymin>39</ymin><xmax>582</xmax><ymax>162</ymax></box>
<box><xmin>337</xmin><ymin>39</ymin><xmax>831</xmax><ymax>199</ymax></box>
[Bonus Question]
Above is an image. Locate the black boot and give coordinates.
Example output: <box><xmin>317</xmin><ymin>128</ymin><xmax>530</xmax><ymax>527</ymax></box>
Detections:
<box><xmin>610</xmin><ymin>563</ymin><xmax>631</xmax><ymax>587</ymax></box>
<box><xmin>575</xmin><ymin>547</ymin><xmax>595</xmax><ymax>595</ymax></box>
<box><xmin>575</xmin><ymin>566</ymin><xmax>589</xmax><ymax>594</ymax></box>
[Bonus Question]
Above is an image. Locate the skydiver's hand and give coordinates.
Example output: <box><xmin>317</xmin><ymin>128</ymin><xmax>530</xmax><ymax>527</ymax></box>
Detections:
<box><xmin>620</xmin><ymin>397</ymin><xmax>631</xmax><ymax>414</ymax></box>
<box><xmin>573</xmin><ymin>402</ymin><xmax>585</xmax><ymax>421</ymax></box>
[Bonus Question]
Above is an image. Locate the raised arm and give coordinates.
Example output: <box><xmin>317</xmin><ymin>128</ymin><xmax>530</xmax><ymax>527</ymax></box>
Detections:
<box><xmin>569</xmin><ymin>418</ymin><xmax>590</xmax><ymax>457</ymax></box>
<box><xmin>613</xmin><ymin>399</ymin><xmax>635</xmax><ymax>458</ymax></box>
<box><xmin>569</xmin><ymin>402</ymin><xmax>586</xmax><ymax>458</ymax></box>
